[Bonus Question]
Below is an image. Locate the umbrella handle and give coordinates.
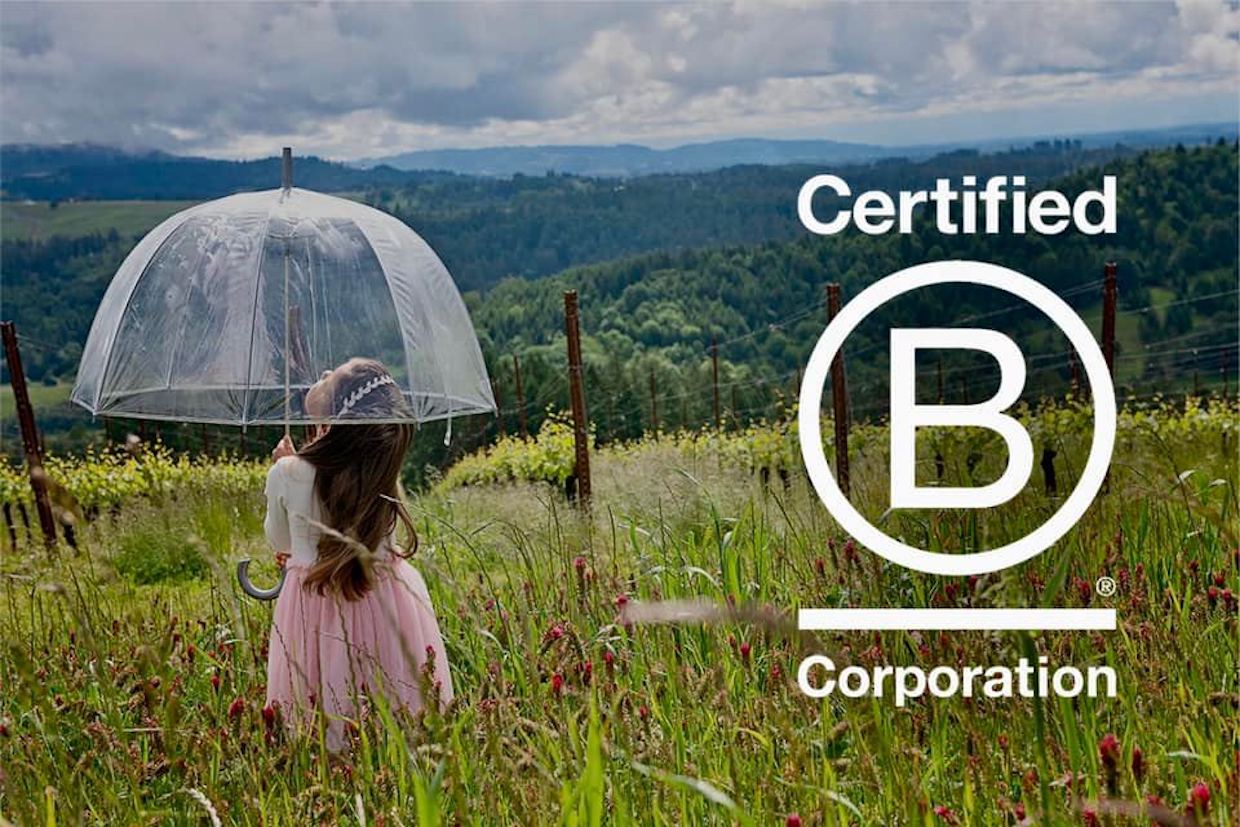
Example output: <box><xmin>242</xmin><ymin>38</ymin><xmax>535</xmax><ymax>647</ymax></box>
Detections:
<box><xmin>236</xmin><ymin>558</ymin><xmax>286</xmax><ymax>601</ymax></box>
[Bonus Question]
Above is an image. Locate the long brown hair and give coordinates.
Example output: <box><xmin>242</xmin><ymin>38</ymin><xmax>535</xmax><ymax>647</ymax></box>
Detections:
<box><xmin>297</xmin><ymin>358</ymin><xmax>417</xmax><ymax>601</ymax></box>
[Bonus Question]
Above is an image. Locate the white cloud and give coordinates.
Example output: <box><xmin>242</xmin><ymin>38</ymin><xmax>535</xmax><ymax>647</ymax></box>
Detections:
<box><xmin>0</xmin><ymin>1</ymin><xmax>1234</xmax><ymax>158</ymax></box>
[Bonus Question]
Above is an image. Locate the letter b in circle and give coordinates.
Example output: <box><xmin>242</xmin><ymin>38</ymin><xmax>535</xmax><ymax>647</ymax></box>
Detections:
<box><xmin>889</xmin><ymin>328</ymin><xmax>1034</xmax><ymax>509</ymax></box>
<box><xmin>798</xmin><ymin>261</ymin><xmax>1116</xmax><ymax>576</ymax></box>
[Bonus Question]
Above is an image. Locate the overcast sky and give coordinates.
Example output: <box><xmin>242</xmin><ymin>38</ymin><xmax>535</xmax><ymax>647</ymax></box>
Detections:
<box><xmin>1</xmin><ymin>1</ymin><xmax>1235</xmax><ymax>160</ymax></box>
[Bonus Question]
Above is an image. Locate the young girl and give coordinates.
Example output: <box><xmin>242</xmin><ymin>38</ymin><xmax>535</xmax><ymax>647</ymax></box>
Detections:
<box><xmin>263</xmin><ymin>357</ymin><xmax>453</xmax><ymax>748</ymax></box>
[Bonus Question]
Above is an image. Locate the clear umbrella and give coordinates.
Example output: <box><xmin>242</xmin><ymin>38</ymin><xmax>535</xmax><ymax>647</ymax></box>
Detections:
<box><xmin>72</xmin><ymin>151</ymin><xmax>494</xmax><ymax>430</ymax></box>
<box><xmin>72</xmin><ymin>150</ymin><xmax>495</xmax><ymax>598</ymax></box>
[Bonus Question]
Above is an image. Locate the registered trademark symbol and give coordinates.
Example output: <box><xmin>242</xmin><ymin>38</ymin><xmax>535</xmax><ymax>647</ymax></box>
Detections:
<box><xmin>1095</xmin><ymin>576</ymin><xmax>1117</xmax><ymax>597</ymax></box>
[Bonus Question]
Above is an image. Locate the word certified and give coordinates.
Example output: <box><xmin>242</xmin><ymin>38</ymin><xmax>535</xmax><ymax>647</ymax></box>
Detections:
<box><xmin>798</xmin><ymin>174</ymin><xmax>1117</xmax><ymax>236</ymax></box>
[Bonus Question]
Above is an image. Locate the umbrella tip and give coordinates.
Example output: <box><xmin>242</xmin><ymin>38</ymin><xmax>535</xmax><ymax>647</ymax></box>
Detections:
<box><xmin>282</xmin><ymin>147</ymin><xmax>292</xmax><ymax>190</ymax></box>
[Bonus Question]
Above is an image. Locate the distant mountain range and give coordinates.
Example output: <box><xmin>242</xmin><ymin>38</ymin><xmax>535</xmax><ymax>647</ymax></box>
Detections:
<box><xmin>353</xmin><ymin>137</ymin><xmax>893</xmax><ymax>177</ymax></box>
<box><xmin>1</xmin><ymin>122</ymin><xmax>1234</xmax><ymax>200</ymax></box>
<box><xmin>356</xmin><ymin>122</ymin><xmax>1237</xmax><ymax>177</ymax></box>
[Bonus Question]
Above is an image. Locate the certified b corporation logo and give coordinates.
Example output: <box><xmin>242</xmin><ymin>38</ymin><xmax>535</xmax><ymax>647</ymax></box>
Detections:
<box><xmin>798</xmin><ymin>261</ymin><xmax>1117</xmax><ymax>580</ymax></box>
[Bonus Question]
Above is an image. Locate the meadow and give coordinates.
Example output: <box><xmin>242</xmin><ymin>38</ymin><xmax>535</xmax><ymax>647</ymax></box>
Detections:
<box><xmin>0</xmin><ymin>201</ymin><xmax>197</xmax><ymax>243</ymax></box>
<box><xmin>0</xmin><ymin>398</ymin><xmax>1236</xmax><ymax>825</ymax></box>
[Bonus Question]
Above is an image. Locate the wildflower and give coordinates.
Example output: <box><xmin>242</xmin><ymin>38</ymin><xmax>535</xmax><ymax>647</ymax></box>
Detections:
<box><xmin>739</xmin><ymin>641</ymin><xmax>752</xmax><ymax>663</ymax></box>
<box><xmin>227</xmin><ymin>696</ymin><xmax>245</xmax><ymax>720</ymax></box>
<box><xmin>1081</xmin><ymin>807</ymin><xmax>1100</xmax><ymax>826</ymax></box>
<box><xmin>603</xmin><ymin>650</ymin><xmax>615</xmax><ymax>673</ymax></box>
<box><xmin>1223</xmin><ymin>589</ymin><xmax>1238</xmax><ymax>613</ymax></box>
<box><xmin>546</xmin><ymin>624</ymin><xmax>565</xmax><ymax>642</ymax></box>
<box><xmin>1207</xmin><ymin>586</ymin><xmax>1220</xmax><ymax>607</ymax></box>
<box><xmin>615</xmin><ymin>593</ymin><xmax>629</xmax><ymax>608</ymax></box>
<box><xmin>638</xmin><ymin>704</ymin><xmax>650</xmax><ymax>721</ymax></box>
<box><xmin>786</xmin><ymin>814</ymin><xmax>802</xmax><ymax>827</ymax></box>
<box><xmin>1012</xmin><ymin>802</ymin><xmax>1026</xmax><ymax>821</ymax></box>
<box><xmin>209</xmin><ymin>672</ymin><xmax>221</xmax><ymax>692</ymax></box>
<box><xmin>581</xmin><ymin>660</ymin><xmax>593</xmax><ymax>685</ymax></box>
<box><xmin>813</xmin><ymin>557</ymin><xmax>826</xmax><ymax>577</ymax></box>
<box><xmin>997</xmin><ymin>734</ymin><xmax>1009</xmax><ymax>751</ymax></box>
<box><xmin>1075</xmin><ymin>577</ymin><xmax>1092</xmax><ymax>605</ymax></box>
<box><xmin>933</xmin><ymin>805</ymin><xmax>959</xmax><ymax>824</ymax></box>
<box><xmin>1186</xmin><ymin>782</ymin><xmax>1209</xmax><ymax>817</ymax></box>
<box><xmin>1098</xmin><ymin>733</ymin><xmax>1120</xmax><ymax>768</ymax></box>
<box><xmin>261</xmin><ymin>704</ymin><xmax>277</xmax><ymax>729</ymax></box>
<box><xmin>1099</xmin><ymin>733</ymin><xmax>1120</xmax><ymax>794</ymax></box>
<box><xmin>1131</xmin><ymin>746</ymin><xmax>1144</xmax><ymax>783</ymax></box>
<box><xmin>550</xmin><ymin>673</ymin><xmax>564</xmax><ymax>696</ymax></box>
<box><xmin>1213</xmin><ymin>571</ymin><xmax>1225</xmax><ymax>587</ymax></box>
<box><xmin>573</xmin><ymin>555</ymin><xmax>587</xmax><ymax>573</ymax></box>
<box><xmin>0</xmin><ymin>718</ymin><xmax>9</xmax><ymax>737</ymax></box>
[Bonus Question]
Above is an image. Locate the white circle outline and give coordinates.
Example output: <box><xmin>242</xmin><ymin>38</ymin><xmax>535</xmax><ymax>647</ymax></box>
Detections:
<box><xmin>798</xmin><ymin>260</ymin><xmax>1116</xmax><ymax>576</ymax></box>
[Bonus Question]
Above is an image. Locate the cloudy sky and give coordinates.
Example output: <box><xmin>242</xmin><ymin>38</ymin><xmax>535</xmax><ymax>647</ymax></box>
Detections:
<box><xmin>1</xmin><ymin>1</ymin><xmax>1235</xmax><ymax>160</ymax></box>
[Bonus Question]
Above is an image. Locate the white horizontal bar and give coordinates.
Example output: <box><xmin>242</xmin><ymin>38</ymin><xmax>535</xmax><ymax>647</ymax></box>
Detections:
<box><xmin>798</xmin><ymin>608</ymin><xmax>1116</xmax><ymax>631</ymax></box>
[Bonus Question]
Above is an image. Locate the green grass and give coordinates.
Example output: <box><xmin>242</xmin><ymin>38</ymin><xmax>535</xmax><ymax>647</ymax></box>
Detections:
<box><xmin>0</xmin><ymin>401</ymin><xmax>1236</xmax><ymax>824</ymax></box>
<box><xmin>0</xmin><ymin>379</ymin><xmax>73</xmax><ymax>413</ymax></box>
<box><xmin>0</xmin><ymin>200</ymin><xmax>197</xmax><ymax>242</ymax></box>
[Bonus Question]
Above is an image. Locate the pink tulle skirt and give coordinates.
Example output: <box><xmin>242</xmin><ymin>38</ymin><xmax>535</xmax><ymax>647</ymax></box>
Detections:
<box><xmin>265</xmin><ymin>559</ymin><xmax>453</xmax><ymax>749</ymax></box>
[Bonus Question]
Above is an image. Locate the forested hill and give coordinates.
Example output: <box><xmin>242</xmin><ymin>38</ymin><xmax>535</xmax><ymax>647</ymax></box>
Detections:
<box><xmin>470</xmin><ymin>141</ymin><xmax>1236</xmax><ymax>430</ymax></box>
<box><xmin>0</xmin><ymin>148</ymin><xmax>422</xmax><ymax>200</ymax></box>
<box><xmin>373</xmin><ymin>140</ymin><xmax>1149</xmax><ymax>289</ymax></box>
<box><xmin>0</xmin><ymin>141</ymin><xmax>1234</xmax><ymax>452</ymax></box>
<box><xmin>0</xmin><ymin>139</ymin><xmax>1166</xmax><ymax>386</ymax></box>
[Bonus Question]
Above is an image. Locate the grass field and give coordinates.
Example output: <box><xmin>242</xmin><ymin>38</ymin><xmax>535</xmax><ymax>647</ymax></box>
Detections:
<box><xmin>0</xmin><ymin>401</ymin><xmax>1236</xmax><ymax>825</ymax></box>
<box><xmin>0</xmin><ymin>379</ymin><xmax>73</xmax><ymax>413</ymax></box>
<box><xmin>0</xmin><ymin>201</ymin><xmax>198</xmax><ymax>242</ymax></box>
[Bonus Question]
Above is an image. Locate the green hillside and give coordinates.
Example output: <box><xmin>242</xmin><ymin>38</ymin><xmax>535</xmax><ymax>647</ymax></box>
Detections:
<box><xmin>0</xmin><ymin>142</ymin><xmax>1235</xmax><ymax>469</ymax></box>
<box><xmin>0</xmin><ymin>200</ymin><xmax>196</xmax><ymax>242</ymax></box>
<box><xmin>469</xmin><ymin>141</ymin><xmax>1236</xmax><ymax>435</ymax></box>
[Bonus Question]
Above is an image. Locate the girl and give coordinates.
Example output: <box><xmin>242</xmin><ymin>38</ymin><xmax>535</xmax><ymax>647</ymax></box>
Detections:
<box><xmin>263</xmin><ymin>357</ymin><xmax>453</xmax><ymax>748</ymax></box>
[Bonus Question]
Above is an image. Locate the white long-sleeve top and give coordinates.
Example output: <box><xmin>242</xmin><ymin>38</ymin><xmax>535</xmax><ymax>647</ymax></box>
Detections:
<box><xmin>263</xmin><ymin>456</ymin><xmax>326</xmax><ymax>566</ymax></box>
<box><xmin>264</xmin><ymin>455</ymin><xmax>401</xmax><ymax>566</ymax></box>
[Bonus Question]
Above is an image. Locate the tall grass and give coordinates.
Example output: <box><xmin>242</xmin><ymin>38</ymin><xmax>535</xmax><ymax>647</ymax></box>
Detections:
<box><xmin>1</xmin><ymin>400</ymin><xmax>1236</xmax><ymax>824</ymax></box>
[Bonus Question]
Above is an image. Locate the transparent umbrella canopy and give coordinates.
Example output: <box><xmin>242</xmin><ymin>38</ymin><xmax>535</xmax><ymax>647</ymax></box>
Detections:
<box><xmin>71</xmin><ymin>154</ymin><xmax>495</xmax><ymax>429</ymax></box>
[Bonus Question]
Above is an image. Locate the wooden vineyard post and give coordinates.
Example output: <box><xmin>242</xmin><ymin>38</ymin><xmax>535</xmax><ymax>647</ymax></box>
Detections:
<box><xmin>937</xmin><ymin>354</ymin><xmax>944</xmax><ymax>404</ymax></box>
<box><xmin>200</xmin><ymin>423</ymin><xmax>211</xmax><ymax>456</ymax></box>
<box><xmin>649</xmin><ymin>367</ymin><xmax>659</xmax><ymax>438</ymax></box>
<box><xmin>1069</xmin><ymin>351</ymin><xmax>1081</xmax><ymax>398</ymax></box>
<box><xmin>563</xmin><ymin>291</ymin><xmax>592</xmax><ymax>507</ymax></box>
<box><xmin>512</xmin><ymin>354</ymin><xmax>529</xmax><ymax>440</ymax></box>
<box><xmin>1101</xmin><ymin>262</ymin><xmax>1118</xmax><ymax>492</ymax></box>
<box><xmin>935</xmin><ymin>353</ymin><xmax>945</xmax><ymax>481</ymax></box>
<box><xmin>730</xmin><ymin>385</ymin><xmax>738</xmax><ymax>429</ymax></box>
<box><xmin>711</xmin><ymin>337</ymin><xmax>721</xmax><ymax>429</ymax></box>
<box><xmin>826</xmin><ymin>283</ymin><xmax>851</xmax><ymax>499</ymax></box>
<box><xmin>1102</xmin><ymin>262</ymin><xmax>1117</xmax><ymax>375</ymax></box>
<box><xmin>0</xmin><ymin>322</ymin><xmax>57</xmax><ymax>550</ymax></box>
